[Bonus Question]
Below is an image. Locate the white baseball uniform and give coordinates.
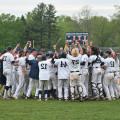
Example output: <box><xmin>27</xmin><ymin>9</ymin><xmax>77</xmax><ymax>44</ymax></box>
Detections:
<box><xmin>103</xmin><ymin>57</ymin><xmax>115</xmax><ymax>100</ymax></box>
<box><xmin>11</xmin><ymin>54</ymin><xmax>19</xmax><ymax>95</ymax></box>
<box><xmin>0</xmin><ymin>52</ymin><xmax>14</xmax><ymax>98</ymax></box>
<box><xmin>13</xmin><ymin>56</ymin><xmax>26</xmax><ymax>99</ymax></box>
<box><xmin>28</xmin><ymin>54</ymin><xmax>35</xmax><ymax>60</ymax></box>
<box><xmin>113</xmin><ymin>57</ymin><xmax>120</xmax><ymax>98</ymax></box>
<box><xmin>47</xmin><ymin>59</ymin><xmax>57</xmax><ymax>90</ymax></box>
<box><xmin>54</xmin><ymin>58</ymin><xmax>70</xmax><ymax>100</ymax></box>
<box><xmin>38</xmin><ymin>60</ymin><xmax>51</xmax><ymax>100</ymax></box>
<box><xmin>80</xmin><ymin>54</ymin><xmax>89</xmax><ymax>97</ymax></box>
<box><xmin>88</xmin><ymin>55</ymin><xmax>104</xmax><ymax>98</ymax></box>
<box><xmin>67</xmin><ymin>54</ymin><xmax>82</xmax><ymax>99</ymax></box>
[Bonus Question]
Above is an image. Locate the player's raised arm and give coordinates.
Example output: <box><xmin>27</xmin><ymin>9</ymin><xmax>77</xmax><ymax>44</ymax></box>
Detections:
<box><xmin>51</xmin><ymin>51</ymin><xmax>58</xmax><ymax>64</ymax></box>
<box><xmin>84</xmin><ymin>40</ymin><xmax>89</xmax><ymax>48</ymax></box>
<box><xmin>23</xmin><ymin>42</ymin><xmax>28</xmax><ymax>52</ymax></box>
<box><xmin>13</xmin><ymin>43</ymin><xmax>20</xmax><ymax>54</ymax></box>
<box><xmin>64</xmin><ymin>40</ymin><xmax>70</xmax><ymax>53</ymax></box>
<box><xmin>86</xmin><ymin>41</ymin><xmax>93</xmax><ymax>56</ymax></box>
<box><xmin>24</xmin><ymin>41</ymin><xmax>31</xmax><ymax>52</ymax></box>
<box><xmin>77</xmin><ymin>41</ymin><xmax>83</xmax><ymax>55</ymax></box>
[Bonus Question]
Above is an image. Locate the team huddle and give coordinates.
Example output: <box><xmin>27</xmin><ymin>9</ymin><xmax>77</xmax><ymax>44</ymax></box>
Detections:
<box><xmin>0</xmin><ymin>40</ymin><xmax>120</xmax><ymax>101</ymax></box>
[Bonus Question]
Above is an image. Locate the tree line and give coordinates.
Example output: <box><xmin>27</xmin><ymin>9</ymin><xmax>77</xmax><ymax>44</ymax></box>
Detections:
<box><xmin>0</xmin><ymin>3</ymin><xmax>120</xmax><ymax>50</ymax></box>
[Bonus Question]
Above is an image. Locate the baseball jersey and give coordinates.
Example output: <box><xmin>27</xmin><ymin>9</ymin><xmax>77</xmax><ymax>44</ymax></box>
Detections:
<box><xmin>38</xmin><ymin>60</ymin><xmax>51</xmax><ymax>80</ymax></box>
<box><xmin>0</xmin><ymin>52</ymin><xmax>14</xmax><ymax>71</ymax></box>
<box><xmin>104</xmin><ymin>57</ymin><xmax>115</xmax><ymax>72</ymax></box>
<box><xmin>17</xmin><ymin>56</ymin><xmax>26</xmax><ymax>72</ymax></box>
<box><xmin>54</xmin><ymin>58</ymin><xmax>70</xmax><ymax>80</ymax></box>
<box><xmin>12</xmin><ymin>54</ymin><xmax>19</xmax><ymax>72</ymax></box>
<box><xmin>28</xmin><ymin>54</ymin><xmax>35</xmax><ymax>60</ymax></box>
<box><xmin>47</xmin><ymin>59</ymin><xmax>57</xmax><ymax>76</ymax></box>
<box><xmin>114</xmin><ymin>58</ymin><xmax>120</xmax><ymax>72</ymax></box>
<box><xmin>80</xmin><ymin>54</ymin><xmax>88</xmax><ymax>69</ymax></box>
<box><xmin>88</xmin><ymin>55</ymin><xmax>104</xmax><ymax>68</ymax></box>
<box><xmin>67</xmin><ymin>54</ymin><xmax>81</xmax><ymax>72</ymax></box>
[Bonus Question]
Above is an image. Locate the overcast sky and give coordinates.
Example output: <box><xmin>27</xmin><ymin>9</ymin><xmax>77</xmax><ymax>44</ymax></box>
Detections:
<box><xmin>0</xmin><ymin>0</ymin><xmax>120</xmax><ymax>18</ymax></box>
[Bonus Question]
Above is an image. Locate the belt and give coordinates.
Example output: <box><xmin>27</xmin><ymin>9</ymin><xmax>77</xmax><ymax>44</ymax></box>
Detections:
<box><xmin>80</xmin><ymin>67</ymin><xmax>88</xmax><ymax>69</ymax></box>
<box><xmin>93</xmin><ymin>67</ymin><xmax>100</xmax><ymax>68</ymax></box>
<box><xmin>70</xmin><ymin>71</ymin><xmax>79</xmax><ymax>73</ymax></box>
<box><xmin>106</xmin><ymin>71</ymin><xmax>114</xmax><ymax>73</ymax></box>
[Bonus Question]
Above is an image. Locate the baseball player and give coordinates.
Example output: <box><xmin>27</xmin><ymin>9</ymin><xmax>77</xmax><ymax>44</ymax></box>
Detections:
<box><xmin>11</xmin><ymin>51</ymin><xmax>19</xmax><ymax>95</ymax></box>
<box><xmin>52</xmin><ymin>52</ymin><xmax>69</xmax><ymax>101</ymax></box>
<box><xmin>112</xmin><ymin>53</ymin><xmax>120</xmax><ymax>98</ymax></box>
<box><xmin>23</xmin><ymin>51</ymin><xmax>30</xmax><ymax>97</ymax></box>
<box><xmin>0</xmin><ymin>51</ymin><xmax>6</xmax><ymax>96</ymax></box>
<box><xmin>13</xmin><ymin>50</ymin><xmax>26</xmax><ymax>99</ymax></box>
<box><xmin>67</xmin><ymin>47</ymin><xmax>82</xmax><ymax>101</ymax></box>
<box><xmin>80</xmin><ymin>48</ymin><xmax>89</xmax><ymax>99</ymax></box>
<box><xmin>88</xmin><ymin>47</ymin><xmax>105</xmax><ymax>99</ymax></box>
<box><xmin>28</xmin><ymin>49</ymin><xmax>37</xmax><ymax>61</ymax></box>
<box><xmin>26</xmin><ymin>49</ymin><xmax>39</xmax><ymax>99</ymax></box>
<box><xmin>38</xmin><ymin>55</ymin><xmax>52</xmax><ymax>101</ymax></box>
<box><xmin>23</xmin><ymin>41</ymin><xmax>32</xmax><ymax>96</ymax></box>
<box><xmin>0</xmin><ymin>47</ymin><xmax>15</xmax><ymax>99</ymax></box>
<box><xmin>26</xmin><ymin>54</ymin><xmax>39</xmax><ymax>99</ymax></box>
<box><xmin>103</xmin><ymin>51</ymin><xmax>116</xmax><ymax>100</ymax></box>
<box><xmin>47</xmin><ymin>53</ymin><xmax>58</xmax><ymax>99</ymax></box>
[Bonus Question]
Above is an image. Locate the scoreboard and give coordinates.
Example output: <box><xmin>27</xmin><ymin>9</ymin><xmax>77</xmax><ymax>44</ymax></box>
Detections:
<box><xmin>65</xmin><ymin>32</ymin><xmax>89</xmax><ymax>45</ymax></box>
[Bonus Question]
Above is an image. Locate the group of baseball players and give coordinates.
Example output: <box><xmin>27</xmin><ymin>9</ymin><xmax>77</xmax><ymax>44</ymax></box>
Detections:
<box><xmin>0</xmin><ymin>40</ymin><xmax>120</xmax><ymax>101</ymax></box>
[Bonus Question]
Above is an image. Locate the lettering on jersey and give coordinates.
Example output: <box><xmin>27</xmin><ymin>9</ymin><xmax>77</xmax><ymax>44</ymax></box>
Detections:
<box><xmin>95</xmin><ymin>56</ymin><xmax>101</xmax><ymax>64</ymax></box>
<box><xmin>72</xmin><ymin>60</ymin><xmax>79</xmax><ymax>65</ymax></box>
<box><xmin>110</xmin><ymin>61</ymin><xmax>114</xmax><ymax>67</ymax></box>
<box><xmin>41</xmin><ymin>63</ymin><xmax>47</xmax><ymax>69</ymax></box>
<box><xmin>3</xmin><ymin>56</ymin><xmax>7</xmax><ymax>61</ymax></box>
<box><xmin>60</xmin><ymin>61</ymin><xmax>67</xmax><ymax>68</ymax></box>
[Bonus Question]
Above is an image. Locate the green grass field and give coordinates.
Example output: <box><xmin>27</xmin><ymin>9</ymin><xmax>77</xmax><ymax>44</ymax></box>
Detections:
<box><xmin>0</xmin><ymin>99</ymin><xmax>120</xmax><ymax>120</ymax></box>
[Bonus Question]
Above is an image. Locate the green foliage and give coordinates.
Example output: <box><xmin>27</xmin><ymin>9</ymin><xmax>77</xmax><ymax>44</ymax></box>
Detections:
<box><xmin>24</xmin><ymin>3</ymin><xmax>58</xmax><ymax>50</ymax></box>
<box><xmin>0</xmin><ymin>13</ymin><xmax>25</xmax><ymax>50</ymax></box>
<box><xmin>0</xmin><ymin>3</ymin><xmax>120</xmax><ymax>50</ymax></box>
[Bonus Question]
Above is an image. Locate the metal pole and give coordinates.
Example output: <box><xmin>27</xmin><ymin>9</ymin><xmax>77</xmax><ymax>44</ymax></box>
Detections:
<box><xmin>33</xmin><ymin>40</ymin><xmax>34</xmax><ymax>48</ymax></box>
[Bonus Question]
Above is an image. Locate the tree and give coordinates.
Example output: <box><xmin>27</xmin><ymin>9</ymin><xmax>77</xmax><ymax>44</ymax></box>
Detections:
<box><xmin>0</xmin><ymin>14</ymin><xmax>25</xmax><ymax>49</ymax></box>
<box><xmin>24</xmin><ymin>3</ymin><xmax>58</xmax><ymax>50</ymax></box>
<box><xmin>0</xmin><ymin>3</ymin><xmax>120</xmax><ymax>50</ymax></box>
<box><xmin>45</xmin><ymin>4</ymin><xmax>57</xmax><ymax>49</ymax></box>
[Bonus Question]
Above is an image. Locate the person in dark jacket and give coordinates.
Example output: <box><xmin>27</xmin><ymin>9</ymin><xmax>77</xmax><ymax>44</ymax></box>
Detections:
<box><xmin>0</xmin><ymin>59</ymin><xmax>6</xmax><ymax>96</ymax></box>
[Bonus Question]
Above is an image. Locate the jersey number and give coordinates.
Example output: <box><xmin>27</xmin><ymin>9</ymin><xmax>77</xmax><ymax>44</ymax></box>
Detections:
<box><xmin>60</xmin><ymin>61</ymin><xmax>67</xmax><ymax>68</ymax></box>
<box><xmin>72</xmin><ymin>60</ymin><xmax>79</xmax><ymax>65</ymax></box>
<box><xmin>41</xmin><ymin>64</ymin><xmax>47</xmax><ymax>69</ymax></box>
<box><xmin>3</xmin><ymin>56</ymin><xmax>7</xmax><ymax>61</ymax></box>
<box><xmin>110</xmin><ymin>61</ymin><xmax>114</xmax><ymax>67</ymax></box>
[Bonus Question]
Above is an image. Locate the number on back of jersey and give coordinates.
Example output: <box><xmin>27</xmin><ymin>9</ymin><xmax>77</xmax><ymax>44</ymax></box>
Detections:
<box><xmin>41</xmin><ymin>63</ymin><xmax>47</xmax><ymax>69</ymax></box>
<box><xmin>3</xmin><ymin>56</ymin><xmax>7</xmax><ymax>61</ymax></box>
<box><xmin>110</xmin><ymin>61</ymin><xmax>114</xmax><ymax>67</ymax></box>
<box><xmin>72</xmin><ymin>60</ymin><xmax>79</xmax><ymax>65</ymax></box>
<box><xmin>60</xmin><ymin>61</ymin><xmax>68</xmax><ymax>68</ymax></box>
